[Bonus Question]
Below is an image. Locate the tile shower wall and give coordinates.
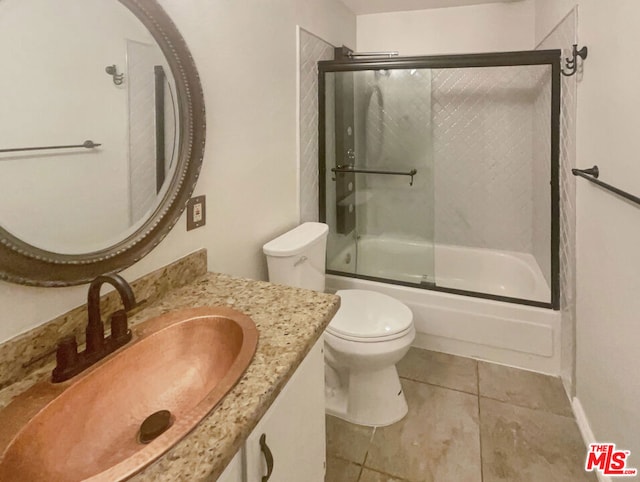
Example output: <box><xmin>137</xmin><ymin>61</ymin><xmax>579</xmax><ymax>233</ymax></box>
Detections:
<box><xmin>299</xmin><ymin>29</ymin><xmax>334</xmax><ymax>224</ymax></box>
<box><xmin>328</xmin><ymin>65</ymin><xmax>554</xmax><ymax>285</ymax></box>
<box><xmin>355</xmin><ymin>69</ymin><xmax>434</xmax><ymax>242</ymax></box>
<box><xmin>532</xmin><ymin>72</ymin><xmax>552</xmax><ymax>287</ymax></box>
<box><xmin>538</xmin><ymin>10</ymin><xmax>577</xmax><ymax>394</ymax></box>
<box><xmin>432</xmin><ymin>66</ymin><xmax>548</xmax><ymax>256</ymax></box>
<box><xmin>299</xmin><ymin>31</ymin><xmax>357</xmax><ymax>272</ymax></box>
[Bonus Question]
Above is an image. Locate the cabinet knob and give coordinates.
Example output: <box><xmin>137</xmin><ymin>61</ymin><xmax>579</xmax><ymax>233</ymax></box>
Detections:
<box><xmin>259</xmin><ymin>433</ymin><xmax>274</xmax><ymax>482</ymax></box>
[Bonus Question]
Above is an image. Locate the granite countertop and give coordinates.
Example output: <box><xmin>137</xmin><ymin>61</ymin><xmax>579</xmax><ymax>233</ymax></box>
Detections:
<box><xmin>0</xmin><ymin>271</ymin><xmax>340</xmax><ymax>481</ymax></box>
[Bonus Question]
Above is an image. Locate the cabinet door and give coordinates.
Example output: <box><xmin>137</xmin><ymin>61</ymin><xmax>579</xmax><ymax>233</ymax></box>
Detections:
<box><xmin>245</xmin><ymin>338</ymin><xmax>325</xmax><ymax>482</ymax></box>
<box><xmin>217</xmin><ymin>449</ymin><xmax>243</xmax><ymax>482</ymax></box>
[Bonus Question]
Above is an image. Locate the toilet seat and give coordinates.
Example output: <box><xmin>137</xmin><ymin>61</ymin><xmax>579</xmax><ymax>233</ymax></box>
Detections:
<box><xmin>328</xmin><ymin>289</ymin><xmax>413</xmax><ymax>342</ymax></box>
<box><xmin>326</xmin><ymin>324</ymin><xmax>414</xmax><ymax>343</ymax></box>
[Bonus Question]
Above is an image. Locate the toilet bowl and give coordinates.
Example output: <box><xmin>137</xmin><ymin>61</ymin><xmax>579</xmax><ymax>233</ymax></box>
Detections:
<box><xmin>324</xmin><ymin>289</ymin><xmax>415</xmax><ymax>426</ymax></box>
<box><xmin>263</xmin><ymin>222</ymin><xmax>415</xmax><ymax>427</ymax></box>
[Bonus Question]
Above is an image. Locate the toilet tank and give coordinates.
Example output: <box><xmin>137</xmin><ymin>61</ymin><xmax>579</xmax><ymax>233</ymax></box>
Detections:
<box><xmin>263</xmin><ymin>222</ymin><xmax>328</xmax><ymax>291</ymax></box>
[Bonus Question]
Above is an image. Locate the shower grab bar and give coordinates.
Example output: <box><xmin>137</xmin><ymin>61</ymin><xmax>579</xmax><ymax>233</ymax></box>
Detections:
<box><xmin>0</xmin><ymin>140</ymin><xmax>101</xmax><ymax>154</ymax></box>
<box><xmin>331</xmin><ymin>166</ymin><xmax>417</xmax><ymax>186</ymax></box>
<box><xmin>572</xmin><ymin>165</ymin><xmax>640</xmax><ymax>207</ymax></box>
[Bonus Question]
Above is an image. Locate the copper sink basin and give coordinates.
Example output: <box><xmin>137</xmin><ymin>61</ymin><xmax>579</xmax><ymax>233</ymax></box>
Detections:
<box><xmin>0</xmin><ymin>306</ymin><xmax>258</xmax><ymax>482</ymax></box>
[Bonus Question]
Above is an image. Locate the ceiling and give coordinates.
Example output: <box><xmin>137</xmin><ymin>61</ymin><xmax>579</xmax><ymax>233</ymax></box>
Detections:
<box><xmin>340</xmin><ymin>0</ymin><xmax>521</xmax><ymax>15</ymax></box>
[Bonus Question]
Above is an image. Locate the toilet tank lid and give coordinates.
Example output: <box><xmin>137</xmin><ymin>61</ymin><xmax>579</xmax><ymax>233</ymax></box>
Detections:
<box><xmin>263</xmin><ymin>222</ymin><xmax>329</xmax><ymax>257</ymax></box>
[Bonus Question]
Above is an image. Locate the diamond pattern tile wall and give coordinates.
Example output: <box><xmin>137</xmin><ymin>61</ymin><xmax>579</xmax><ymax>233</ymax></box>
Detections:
<box><xmin>299</xmin><ymin>30</ymin><xmax>334</xmax><ymax>223</ymax></box>
<box><xmin>532</xmin><ymin>74</ymin><xmax>552</xmax><ymax>286</ymax></box>
<box><xmin>431</xmin><ymin>65</ymin><xmax>550</xmax><ymax>254</ymax></box>
<box><xmin>356</xmin><ymin>69</ymin><xmax>434</xmax><ymax>242</ymax></box>
<box><xmin>538</xmin><ymin>9</ymin><xmax>578</xmax><ymax>394</ymax></box>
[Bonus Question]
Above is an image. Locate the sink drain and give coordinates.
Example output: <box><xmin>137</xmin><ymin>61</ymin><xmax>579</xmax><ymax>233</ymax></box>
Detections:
<box><xmin>138</xmin><ymin>410</ymin><xmax>173</xmax><ymax>444</ymax></box>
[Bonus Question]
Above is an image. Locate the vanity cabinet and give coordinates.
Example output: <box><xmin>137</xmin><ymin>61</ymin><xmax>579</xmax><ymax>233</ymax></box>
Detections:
<box><xmin>217</xmin><ymin>338</ymin><xmax>326</xmax><ymax>482</ymax></box>
<box><xmin>217</xmin><ymin>451</ymin><xmax>243</xmax><ymax>482</ymax></box>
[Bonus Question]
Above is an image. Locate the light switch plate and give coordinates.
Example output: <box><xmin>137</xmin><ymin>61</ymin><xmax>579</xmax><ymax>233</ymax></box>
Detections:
<box><xmin>186</xmin><ymin>195</ymin><xmax>206</xmax><ymax>231</ymax></box>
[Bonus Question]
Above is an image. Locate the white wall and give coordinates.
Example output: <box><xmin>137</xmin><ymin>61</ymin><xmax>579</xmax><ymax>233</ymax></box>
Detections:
<box><xmin>357</xmin><ymin>0</ymin><xmax>535</xmax><ymax>56</ymax></box>
<box><xmin>431</xmin><ymin>66</ymin><xmax>543</xmax><ymax>257</ymax></box>
<box><xmin>0</xmin><ymin>1</ymin><xmax>355</xmax><ymax>343</ymax></box>
<box><xmin>158</xmin><ymin>0</ymin><xmax>355</xmax><ymax>274</ymax></box>
<box><xmin>534</xmin><ymin>0</ymin><xmax>575</xmax><ymax>44</ymax></box>
<box><xmin>536</xmin><ymin>0</ymin><xmax>640</xmax><ymax>463</ymax></box>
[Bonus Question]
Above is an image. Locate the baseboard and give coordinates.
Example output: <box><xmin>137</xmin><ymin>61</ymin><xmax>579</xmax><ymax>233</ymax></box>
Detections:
<box><xmin>572</xmin><ymin>397</ymin><xmax>611</xmax><ymax>482</ymax></box>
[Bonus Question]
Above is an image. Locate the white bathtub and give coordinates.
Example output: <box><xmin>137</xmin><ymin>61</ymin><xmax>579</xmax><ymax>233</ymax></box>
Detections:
<box><xmin>327</xmin><ymin>236</ymin><xmax>561</xmax><ymax>374</ymax></box>
<box><xmin>349</xmin><ymin>236</ymin><xmax>551</xmax><ymax>303</ymax></box>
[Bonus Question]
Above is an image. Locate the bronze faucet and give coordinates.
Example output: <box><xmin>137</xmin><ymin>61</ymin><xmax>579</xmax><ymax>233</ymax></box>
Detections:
<box><xmin>52</xmin><ymin>274</ymin><xmax>136</xmax><ymax>383</ymax></box>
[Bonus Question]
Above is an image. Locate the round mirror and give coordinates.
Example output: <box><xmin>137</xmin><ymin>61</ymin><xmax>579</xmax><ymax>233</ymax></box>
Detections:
<box><xmin>0</xmin><ymin>0</ymin><xmax>205</xmax><ymax>286</ymax></box>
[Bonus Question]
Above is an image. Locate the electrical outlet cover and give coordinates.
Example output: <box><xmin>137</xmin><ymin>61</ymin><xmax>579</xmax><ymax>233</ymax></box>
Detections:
<box><xmin>186</xmin><ymin>195</ymin><xmax>206</xmax><ymax>231</ymax></box>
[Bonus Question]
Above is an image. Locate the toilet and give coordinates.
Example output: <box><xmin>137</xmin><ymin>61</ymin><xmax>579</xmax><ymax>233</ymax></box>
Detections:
<box><xmin>263</xmin><ymin>222</ymin><xmax>415</xmax><ymax>427</ymax></box>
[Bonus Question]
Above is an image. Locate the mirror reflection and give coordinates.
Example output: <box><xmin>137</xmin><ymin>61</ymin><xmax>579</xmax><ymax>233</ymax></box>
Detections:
<box><xmin>0</xmin><ymin>0</ymin><xmax>179</xmax><ymax>254</ymax></box>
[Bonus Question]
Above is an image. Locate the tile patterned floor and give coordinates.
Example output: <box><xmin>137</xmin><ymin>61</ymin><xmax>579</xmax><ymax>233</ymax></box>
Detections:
<box><xmin>326</xmin><ymin>348</ymin><xmax>596</xmax><ymax>482</ymax></box>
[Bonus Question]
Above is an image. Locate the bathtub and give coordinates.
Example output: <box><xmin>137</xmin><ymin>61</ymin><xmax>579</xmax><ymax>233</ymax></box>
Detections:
<box><xmin>327</xmin><ymin>236</ymin><xmax>561</xmax><ymax>374</ymax></box>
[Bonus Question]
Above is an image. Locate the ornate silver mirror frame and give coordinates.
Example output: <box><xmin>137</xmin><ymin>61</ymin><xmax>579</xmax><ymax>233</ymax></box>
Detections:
<box><xmin>0</xmin><ymin>0</ymin><xmax>205</xmax><ymax>287</ymax></box>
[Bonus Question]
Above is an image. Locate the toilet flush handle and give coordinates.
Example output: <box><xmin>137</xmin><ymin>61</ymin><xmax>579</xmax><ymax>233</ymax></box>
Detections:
<box><xmin>294</xmin><ymin>256</ymin><xmax>307</xmax><ymax>267</ymax></box>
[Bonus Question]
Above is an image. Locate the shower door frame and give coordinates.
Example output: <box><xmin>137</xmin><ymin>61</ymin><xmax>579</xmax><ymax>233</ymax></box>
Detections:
<box><xmin>318</xmin><ymin>49</ymin><xmax>562</xmax><ymax>310</ymax></box>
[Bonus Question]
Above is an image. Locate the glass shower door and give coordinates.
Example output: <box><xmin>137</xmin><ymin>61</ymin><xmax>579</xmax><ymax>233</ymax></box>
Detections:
<box><xmin>322</xmin><ymin>68</ymin><xmax>435</xmax><ymax>286</ymax></box>
<box><xmin>320</xmin><ymin>51</ymin><xmax>560</xmax><ymax>308</ymax></box>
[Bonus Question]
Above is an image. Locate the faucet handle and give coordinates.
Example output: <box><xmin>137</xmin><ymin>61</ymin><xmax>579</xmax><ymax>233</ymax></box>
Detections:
<box><xmin>52</xmin><ymin>336</ymin><xmax>78</xmax><ymax>382</ymax></box>
<box><xmin>109</xmin><ymin>309</ymin><xmax>132</xmax><ymax>344</ymax></box>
